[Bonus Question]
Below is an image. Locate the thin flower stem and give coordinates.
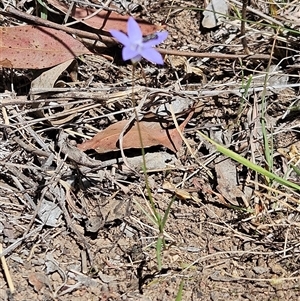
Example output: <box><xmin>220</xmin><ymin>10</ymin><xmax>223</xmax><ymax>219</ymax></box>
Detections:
<box><xmin>132</xmin><ymin>65</ymin><xmax>161</xmax><ymax>225</ymax></box>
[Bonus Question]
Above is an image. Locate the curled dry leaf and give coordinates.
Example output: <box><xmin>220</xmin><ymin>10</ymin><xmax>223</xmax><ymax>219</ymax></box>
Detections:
<box><xmin>28</xmin><ymin>272</ymin><xmax>51</xmax><ymax>292</ymax></box>
<box><xmin>77</xmin><ymin>111</ymin><xmax>194</xmax><ymax>154</ymax></box>
<box><xmin>47</xmin><ymin>0</ymin><xmax>161</xmax><ymax>36</ymax></box>
<box><xmin>0</xmin><ymin>26</ymin><xmax>91</xmax><ymax>69</ymax></box>
<box><xmin>31</xmin><ymin>59</ymin><xmax>79</xmax><ymax>125</ymax></box>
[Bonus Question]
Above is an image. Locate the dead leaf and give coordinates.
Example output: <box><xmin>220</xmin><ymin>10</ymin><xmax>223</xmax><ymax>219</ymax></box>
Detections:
<box><xmin>162</xmin><ymin>181</ymin><xmax>192</xmax><ymax>200</ymax></box>
<box><xmin>167</xmin><ymin>56</ymin><xmax>205</xmax><ymax>80</ymax></box>
<box><xmin>77</xmin><ymin>111</ymin><xmax>193</xmax><ymax>153</ymax></box>
<box><xmin>215</xmin><ymin>156</ymin><xmax>246</xmax><ymax>207</ymax></box>
<box><xmin>278</xmin><ymin>141</ymin><xmax>300</xmax><ymax>164</ymax></box>
<box><xmin>0</xmin><ymin>26</ymin><xmax>91</xmax><ymax>69</ymax></box>
<box><xmin>28</xmin><ymin>272</ymin><xmax>51</xmax><ymax>292</ymax></box>
<box><xmin>47</xmin><ymin>0</ymin><xmax>161</xmax><ymax>35</ymax></box>
<box><xmin>31</xmin><ymin>59</ymin><xmax>78</xmax><ymax>125</ymax></box>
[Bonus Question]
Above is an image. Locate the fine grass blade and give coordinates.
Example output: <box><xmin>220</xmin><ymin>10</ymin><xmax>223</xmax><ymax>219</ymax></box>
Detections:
<box><xmin>197</xmin><ymin>131</ymin><xmax>300</xmax><ymax>191</ymax></box>
<box><xmin>156</xmin><ymin>236</ymin><xmax>163</xmax><ymax>271</ymax></box>
<box><xmin>175</xmin><ymin>280</ymin><xmax>184</xmax><ymax>301</ymax></box>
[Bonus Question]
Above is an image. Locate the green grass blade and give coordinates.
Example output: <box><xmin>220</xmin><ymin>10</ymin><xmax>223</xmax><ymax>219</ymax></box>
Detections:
<box><xmin>161</xmin><ymin>196</ymin><xmax>175</xmax><ymax>230</ymax></box>
<box><xmin>291</xmin><ymin>164</ymin><xmax>300</xmax><ymax>177</ymax></box>
<box><xmin>260</xmin><ymin>65</ymin><xmax>274</xmax><ymax>174</ymax></box>
<box><xmin>197</xmin><ymin>131</ymin><xmax>300</xmax><ymax>191</ymax></box>
<box><xmin>175</xmin><ymin>280</ymin><xmax>184</xmax><ymax>301</ymax></box>
<box><xmin>36</xmin><ymin>0</ymin><xmax>48</xmax><ymax>19</ymax></box>
<box><xmin>156</xmin><ymin>236</ymin><xmax>163</xmax><ymax>271</ymax></box>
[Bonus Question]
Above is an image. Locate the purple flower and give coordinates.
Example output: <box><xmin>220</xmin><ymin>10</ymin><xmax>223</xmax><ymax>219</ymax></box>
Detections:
<box><xmin>110</xmin><ymin>17</ymin><xmax>168</xmax><ymax>65</ymax></box>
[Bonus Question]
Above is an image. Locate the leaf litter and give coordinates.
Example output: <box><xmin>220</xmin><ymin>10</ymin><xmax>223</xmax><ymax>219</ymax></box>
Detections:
<box><xmin>47</xmin><ymin>0</ymin><xmax>162</xmax><ymax>35</ymax></box>
<box><xmin>1</xmin><ymin>1</ymin><xmax>300</xmax><ymax>301</ymax></box>
<box><xmin>77</xmin><ymin>110</ymin><xmax>194</xmax><ymax>153</ymax></box>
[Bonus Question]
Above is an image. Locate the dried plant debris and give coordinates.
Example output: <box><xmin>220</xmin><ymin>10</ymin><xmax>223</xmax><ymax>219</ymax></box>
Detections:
<box><xmin>77</xmin><ymin>111</ymin><xmax>193</xmax><ymax>153</ymax></box>
<box><xmin>47</xmin><ymin>0</ymin><xmax>161</xmax><ymax>35</ymax></box>
<box><xmin>1</xmin><ymin>0</ymin><xmax>300</xmax><ymax>300</ymax></box>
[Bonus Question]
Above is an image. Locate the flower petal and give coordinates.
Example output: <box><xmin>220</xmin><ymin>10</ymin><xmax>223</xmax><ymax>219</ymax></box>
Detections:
<box><xmin>127</xmin><ymin>17</ymin><xmax>142</xmax><ymax>43</ymax></box>
<box><xmin>143</xmin><ymin>31</ymin><xmax>168</xmax><ymax>48</ymax></box>
<box><xmin>122</xmin><ymin>46</ymin><xmax>140</xmax><ymax>61</ymax></box>
<box><xmin>110</xmin><ymin>30</ymin><xmax>130</xmax><ymax>46</ymax></box>
<box><xmin>140</xmin><ymin>47</ymin><xmax>164</xmax><ymax>64</ymax></box>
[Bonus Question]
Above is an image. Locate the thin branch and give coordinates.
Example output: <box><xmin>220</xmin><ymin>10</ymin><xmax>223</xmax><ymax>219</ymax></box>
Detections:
<box><xmin>0</xmin><ymin>244</ymin><xmax>15</xmax><ymax>294</ymax></box>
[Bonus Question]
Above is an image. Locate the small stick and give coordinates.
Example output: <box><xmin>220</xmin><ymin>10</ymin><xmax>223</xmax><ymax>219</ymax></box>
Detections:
<box><xmin>157</xmin><ymin>48</ymin><xmax>271</xmax><ymax>61</ymax></box>
<box><xmin>0</xmin><ymin>243</ymin><xmax>15</xmax><ymax>294</ymax></box>
<box><xmin>81</xmin><ymin>250</ymin><xmax>88</xmax><ymax>274</ymax></box>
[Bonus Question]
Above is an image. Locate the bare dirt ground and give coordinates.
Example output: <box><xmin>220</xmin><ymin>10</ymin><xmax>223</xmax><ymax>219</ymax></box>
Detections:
<box><xmin>1</xmin><ymin>0</ymin><xmax>300</xmax><ymax>300</ymax></box>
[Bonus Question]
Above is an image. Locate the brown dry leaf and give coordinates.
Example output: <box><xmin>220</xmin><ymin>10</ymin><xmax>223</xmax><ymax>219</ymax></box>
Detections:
<box><xmin>47</xmin><ymin>0</ymin><xmax>162</xmax><ymax>35</ymax></box>
<box><xmin>0</xmin><ymin>26</ymin><xmax>91</xmax><ymax>69</ymax></box>
<box><xmin>162</xmin><ymin>181</ymin><xmax>192</xmax><ymax>200</ymax></box>
<box><xmin>77</xmin><ymin>111</ymin><xmax>193</xmax><ymax>153</ymax></box>
<box><xmin>167</xmin><ymin>56</ymin><xmax>204</xmax><ymax>79</ymax></box>
<box><xmin>28</xmin><ymin>272</ymin><xmax>51</xmax><ymax>292</ymax></box>
<box><xmin>278</xmin><ymin>141</ymin><xmax>300</xmax><ymax>164</ymax></box>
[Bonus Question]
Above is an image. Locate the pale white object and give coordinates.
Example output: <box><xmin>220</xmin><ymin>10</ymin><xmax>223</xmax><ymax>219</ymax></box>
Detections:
<box><xmin>202</xmin><ymin>0</ymin><xmax>228</xmax><ymax>29</ymax></box>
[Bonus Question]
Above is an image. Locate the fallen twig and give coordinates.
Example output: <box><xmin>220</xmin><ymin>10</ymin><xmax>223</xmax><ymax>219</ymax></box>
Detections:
<box><xmin>0</xmin><ymin>243</ymin><xmax>15</xmax><ymax>294</ymax></box>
